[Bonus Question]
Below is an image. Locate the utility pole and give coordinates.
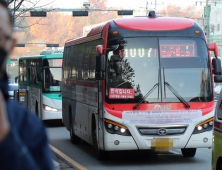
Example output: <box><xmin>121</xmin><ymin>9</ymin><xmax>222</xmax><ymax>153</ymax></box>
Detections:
<box><xmin>155</xmin><ymin>0</ymin><xmax>156</xmax><ymax>12</ymax></box>
<box><xmin>206</xmin><ymin>0</ymin><xmax>210</xmax><ymax>40</ymax></box>
<box><xmin>144</xmin><ymin>0</ymin><xmax>164</xmax><ymax>15</ymax></box>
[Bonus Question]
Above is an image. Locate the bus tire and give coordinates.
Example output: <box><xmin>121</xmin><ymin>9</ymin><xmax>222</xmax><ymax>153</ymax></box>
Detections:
<box><xmin>181</xmin><ymin>148</ymin><xmax>196</xmax><ymax>157</ymax></box>
<box><xmin>216</xmin><ymin>158</ymin><xmax>222</xmax><ymax>170</ymax></box>
<box><xmin>70</xmin><ymin>114</ymin><xmax>81</xmax><ymax>144</ymax></box>
<box><xmin>93</xmin><ymin>129</ymin><xmax>109</xmax><ymax>160</ymax></box>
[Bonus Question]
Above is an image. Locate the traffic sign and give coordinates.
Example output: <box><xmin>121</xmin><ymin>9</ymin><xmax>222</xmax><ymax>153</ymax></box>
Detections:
<box><xmin>73</xmin><ymin>11</ymin><xmax>88</xmax><ymax>16</ymax></box>
<box><xmin>46</xmin><ymin>44</ymin><xmax>59</xmax><ymax>47</ymax></box>
<box><xmin>118</xmin><ymin>10</ymin><xmax>133</xmax><ymax>15</ymax></box>
<box><xmin>204</xmin><ymin>6</ymin><xmax>211</xmax><ymax>18</ymax></box>
<box><xmin>30</xmin><ymin>11</ymin><xmax>47</xmax><ymax>17</ymax></box>
<box><xmin>16</xmin><ymin>44</ymin><xmax>25</xmax><ymax>47</ymax></box>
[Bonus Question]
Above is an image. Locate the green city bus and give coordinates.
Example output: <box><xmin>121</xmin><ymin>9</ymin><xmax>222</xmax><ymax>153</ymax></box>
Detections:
<box><xmin>212</xmin><ymin>92</ymin><xmax>222</xmax><ymax>170</ymax></box>
<box><xmin>18</xmin><ymin>50</ymin><xmax>63</xmax><ymax>120</ymax></box>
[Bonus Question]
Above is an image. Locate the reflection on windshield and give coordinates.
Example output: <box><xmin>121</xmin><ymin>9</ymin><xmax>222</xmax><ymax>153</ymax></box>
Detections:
<box><xmin>106</xmin><ymin>38</ymin><xmax>160</xmax><ymax>104</ymax></box>
<box><xmin>105</xmin><ymin>37</ymin><xmax>213</xmax><ymax>104</ymax></box>
<box><xmin>44</xmin><ymin>68</ymin><xmax>62</xmax><ymax>92</ymax></box>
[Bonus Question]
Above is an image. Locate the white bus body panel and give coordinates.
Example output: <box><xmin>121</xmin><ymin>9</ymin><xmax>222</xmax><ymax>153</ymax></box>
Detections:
<box><xmin>42</xmin><ymin>95</ymin><xmax>62</xmax><ymax>120</ymax></box>
<box><xmin>186</xmin><ymin>131</ymin><xmax>212</xmax><ymax>148</ymax></box>
<box><xmin>103</xmin><ymin>107</ymin><xmax>214</xmax><ymax>151</ymax></box>
<box><xmin>104</xmin><ymin>129</ymin><xmax>138</xmax><ymax>151</ymax></box>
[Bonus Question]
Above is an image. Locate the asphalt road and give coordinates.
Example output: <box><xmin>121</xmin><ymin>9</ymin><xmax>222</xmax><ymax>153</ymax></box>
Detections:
<box><xmin>46</xmin><ymin>120</ymin><xmax>212</xmax><ymax>170</ymax></box>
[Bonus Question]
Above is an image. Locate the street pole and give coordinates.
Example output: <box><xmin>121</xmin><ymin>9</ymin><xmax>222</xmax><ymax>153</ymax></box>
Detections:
<box><xmin>206</xmin><ymin>0</ymin><xmax>209</xmax><ymax>40</ymax></box>
<box><xmin>155</xmin><ymin>0</ymin><xmax>157</xmax><ymax>11</ymax></box>
<box><xmin>146</xmin><ymin>0</ymin><xmax>148</xmax><ymax>16</ymax></box>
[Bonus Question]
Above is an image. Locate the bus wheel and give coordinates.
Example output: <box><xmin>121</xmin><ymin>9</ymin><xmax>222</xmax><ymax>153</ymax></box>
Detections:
<box><xmin>93</xmin><ymin>129</ymin><xmax>109</xmax><ymax>160</ymax></box>
<box><xmin>181</xmin><ymin>148</ymin><xmax>196</xmax><ymax>157</ymax></box>
<box><xmin>217</xmin><ymin>158</ymin><xmax>222</xmax><ymax>170</ymax></box>
<box><xmin>70</xmin><ymin>116</ymin><xmax>81</xmax><ymax>144</ymax></box>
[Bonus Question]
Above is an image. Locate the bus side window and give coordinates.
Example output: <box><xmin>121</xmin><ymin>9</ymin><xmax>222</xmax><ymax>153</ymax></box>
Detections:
<box><xmin>83</xmin><ymin>44</ymin><xmax>90</xmax><ymax>80</ymax></box>
<box><xmin>30</xmin><ymin>60</ymin><xmax>38</xmax><ymax>86</ymax></box>
<box><xmin>70</xmin><ymin>46</ymin><xmax>76</xmax><ymax>81</ymax></box>
<box><xmin>77</xmin><ymin>44</ymin><xmax>84</xmax><ymax>80</ymax></box>
<box><xmin>89</xmin><ymin>40</ymin><xmax>99</xmax><ymax>80</ymax></box>
<box><xmin>64</xmin><ymin>47</ymin><xmax>70</xmax><ymax>80</ymax></box>
<box><xmin>19</xmin><ymin>60</ymin><xmax>27</xmax><ymax>84</ymax></box>
<box><xmin>19</xmin><ymin>60</ymin><xmax>23</xmax><ymax>83</ymax></box>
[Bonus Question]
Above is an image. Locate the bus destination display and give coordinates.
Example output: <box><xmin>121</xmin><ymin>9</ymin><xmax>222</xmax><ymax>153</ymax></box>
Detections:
<box><xmin>160</xmin><ymin>44</ymin><xmax>195</xmax><ymax>57</ymax></box>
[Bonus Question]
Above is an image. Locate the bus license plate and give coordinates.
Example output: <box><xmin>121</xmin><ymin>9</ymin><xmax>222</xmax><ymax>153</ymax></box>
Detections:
<box><xmin>151</xmin><ymin>138</ymin><xmax>173</xmax><ymax>151</ymax></box>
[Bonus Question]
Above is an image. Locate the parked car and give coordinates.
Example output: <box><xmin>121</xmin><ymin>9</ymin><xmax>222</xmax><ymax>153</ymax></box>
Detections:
<box><xmin>214</xmin><ymin>85</ymin><xmax>222</xmax><ymax>100</ymax></box>
<box><xmin>8</xmin><ymin>83</ymin><xmax>18</xmax><ymax>100</ymax></box>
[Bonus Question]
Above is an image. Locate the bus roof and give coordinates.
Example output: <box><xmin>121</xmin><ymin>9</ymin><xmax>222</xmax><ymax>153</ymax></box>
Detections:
<box><xmin>112</xmin><ymin>17</ymin><xmax>194</xmax><ymax>31</ymax></box>
<box><xmin>19</xmin><ymin>53</ymin><xmax>63</xmax><ymax>61</ymax></box>
<box><xmin>65</xmin><ymin>17</ymin><xmax>195</xmax><ymax>46</ymax></box>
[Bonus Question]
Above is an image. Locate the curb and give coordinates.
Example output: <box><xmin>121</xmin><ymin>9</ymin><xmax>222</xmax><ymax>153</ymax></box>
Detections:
<box><xmin>53</xmin><ymin>160</ymin><xmax>60</xmax><ymax>170</ymax></box>
<box><xmin>49</xmin><ymin>144</ymin><xmax>88</xmax><ymax>170</ymax></box>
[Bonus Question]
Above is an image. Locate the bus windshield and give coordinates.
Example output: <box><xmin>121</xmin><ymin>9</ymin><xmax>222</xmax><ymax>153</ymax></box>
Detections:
<box><xmin>43</xmin><ymin>67</ymin><xmax>62</xmax><ymax>92</ymax></box>
<box><xmin>106</xmin><ymin>37</ymin><xmax>213</xmax><ymax>104</ymax></box>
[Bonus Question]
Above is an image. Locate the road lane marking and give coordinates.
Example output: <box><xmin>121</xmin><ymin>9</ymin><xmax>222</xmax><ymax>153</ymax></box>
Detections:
<box><xmin>169</xmin><ymin>150</ymin><xmax>180</xmax><ymax>155</ymax></box>
<box><xmin>49</xmin><ymin>144</ymin><xmax>88</xmax><ymax>170</ymax></box>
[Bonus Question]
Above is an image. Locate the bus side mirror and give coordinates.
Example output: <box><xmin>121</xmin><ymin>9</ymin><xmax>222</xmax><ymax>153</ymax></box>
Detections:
<box><xmin>96</xmin><ymin>54</ymin><xmax>106</xmax><ymax>80</ymax></box>
<box><xmin>212</xmin><ymin>58</ymin><xmax>222</xmax><ymax>82</ymax></box>
<box><xmin>96</xmin><ymin>45</ymin><xmax>103</xmax><ymax>54</ymax></box>
<box><xmin>209</xmin><ymin>42</ymin><xmax>218</xmax><ymax>57</ymax></box>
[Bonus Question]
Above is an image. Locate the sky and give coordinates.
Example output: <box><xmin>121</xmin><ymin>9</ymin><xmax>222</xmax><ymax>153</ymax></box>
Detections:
<box><xmin>40</xmin><ymin>0</ymin><xmax>202</xmax><ymax>11</ymax></box>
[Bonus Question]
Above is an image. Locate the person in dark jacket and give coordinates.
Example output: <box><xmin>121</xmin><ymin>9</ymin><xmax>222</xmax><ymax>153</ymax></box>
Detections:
<box><xmin>0</xmin><ymin>0</ymin><xmax>54</xmax><ymax>169</ymax></box>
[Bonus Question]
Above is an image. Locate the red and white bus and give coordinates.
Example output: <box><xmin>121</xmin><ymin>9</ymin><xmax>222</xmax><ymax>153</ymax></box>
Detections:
<box><xmin>62</xmin><ymin>11</ymin><xmax>222</xmax><ymax>159</ymax></box>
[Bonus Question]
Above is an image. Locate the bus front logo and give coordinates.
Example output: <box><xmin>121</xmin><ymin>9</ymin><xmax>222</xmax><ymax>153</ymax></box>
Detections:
<box><xmin>154</xmin><ymin>105</ymin><xmax>161</xmax><ymax>110</ymax></box>
<box><xmin>157</xmin><ymin>129</ymin><xmax>168</xmax><ymax>135</ymax></box>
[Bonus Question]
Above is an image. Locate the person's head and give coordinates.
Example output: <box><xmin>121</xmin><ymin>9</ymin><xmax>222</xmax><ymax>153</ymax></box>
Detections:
<box><xmin>0</xmin><ymin>0</ymin><xmax>16</xmax><ymax>79</ymax></box>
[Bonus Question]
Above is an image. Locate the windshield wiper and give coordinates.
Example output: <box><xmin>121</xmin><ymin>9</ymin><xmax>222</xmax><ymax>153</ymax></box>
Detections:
<box><xmin>164</xmin><ymin>82</ymin><xmax>190</xmax><ymax>108</ymax></box>
<box><xmin>162</xmin><ymin>68</ymin><xmax>190</xmax><ymax>108</ymax></box>
<box><xmin>133</xmin><ymin>83</ymin><xmax>159</xmax><ymax>109</ymax></box>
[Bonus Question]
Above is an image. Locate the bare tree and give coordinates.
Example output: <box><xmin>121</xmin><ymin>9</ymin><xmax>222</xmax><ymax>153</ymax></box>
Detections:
<box><xmin>7</xmin><ymin>0</ymin><xmax>55</xmax><ymax>28</ymax></box>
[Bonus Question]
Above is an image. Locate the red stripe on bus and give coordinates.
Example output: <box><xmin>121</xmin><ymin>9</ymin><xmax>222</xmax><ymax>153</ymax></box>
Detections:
<box><xmin>202</xmin><ymin>104</ymin><xmax>214</xmax><ymax>116</ymax></box>
<box><xmin>103</xmin><ymin>81</ymin><xmax>214</xmax><ymax>119</ymax></box>
<box><xmin>214</xmin><ymin>120</ymin><xmax>222</xmax><ymax>130</ymax></box>
<box><xmin>104</xmin><ymin>102</ymin><xmax>214</xmax><ymax>113</ymax></box>
<box><xmin>214</xmin><ymin>127</ymin><xmax>222</xmax><ymax>134</ymax></box>
<box><xmin>104</xmin><ymin>105</ymin><xmax>122</xmax><ymax>119</ymax></box>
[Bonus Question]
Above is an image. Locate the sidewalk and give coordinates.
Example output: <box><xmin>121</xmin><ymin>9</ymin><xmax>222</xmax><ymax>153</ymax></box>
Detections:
<box><xmin>54</xmin><ymin>154</ymin><xmax>76</xmax><ymax>170</ymax></box>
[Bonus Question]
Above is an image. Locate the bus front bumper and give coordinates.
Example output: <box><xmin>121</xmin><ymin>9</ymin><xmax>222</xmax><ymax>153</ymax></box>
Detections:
<box><xmin>42</xmin><ymin>109</ymin><xmax>62</xmax><ymax>120</ymax></box>
<box><xmin>103</xmin><ymin>110</ymin><xmax>213</xmax><ymax>151</ymax></box>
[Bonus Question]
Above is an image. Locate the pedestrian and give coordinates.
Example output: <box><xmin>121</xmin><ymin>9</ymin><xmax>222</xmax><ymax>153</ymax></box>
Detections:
<box><xmin>0</xmin><ymin>0</ymin><xmax>54</xmax><ymax>169</ymax></box>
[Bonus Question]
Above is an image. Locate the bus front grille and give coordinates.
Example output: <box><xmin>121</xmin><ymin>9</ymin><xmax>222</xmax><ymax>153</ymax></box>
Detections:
<box><xmin>137</xmin><ymin>126</ymin><xmax>187</xmax><ymax>136</ymax></box>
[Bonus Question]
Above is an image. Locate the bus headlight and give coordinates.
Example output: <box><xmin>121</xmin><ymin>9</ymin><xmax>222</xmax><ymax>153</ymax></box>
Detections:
<box><xmin>120</xmin><ymin>128</ymin><xmax>126</xmax><ymax>133</ymax></box>
<box><xmin>197</xmin><ymin>126</ymin><xmax>203</xmax><ymax>131</ymax></box>
<box><xmin>104</xmin><ymin>119</ymin><xmax>131</xmax><ymax>136</ymax></box>
<box><xmin>43</xmin><ymin>105</ymin><xmax>58</xmax><ymax>112</ymax></box>
<box><xmin>193</xmin><ymin>117</ymin><xmax>214</xmax><ymax>134</ymax></box>
<box><xmin>209</xmin><ymin>121</ymin><xmax>213</xmax><ymax>126</ymax></box>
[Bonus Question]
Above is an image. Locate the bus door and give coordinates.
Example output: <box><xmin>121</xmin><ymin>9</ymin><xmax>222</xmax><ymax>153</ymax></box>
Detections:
<box><xmin>27</xmin><ymin>65</ymin><xmax>31</xmax><ymax>110</ymax></box>
<box><xmin>98</xmin><ymin>80</ymin><xmax>105</xmax><ymax>150</ymax></box>
<box><xmin>213</xmin><ymin>94</ymin><xmax>222</xmax><ymax>170</ymax></box>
